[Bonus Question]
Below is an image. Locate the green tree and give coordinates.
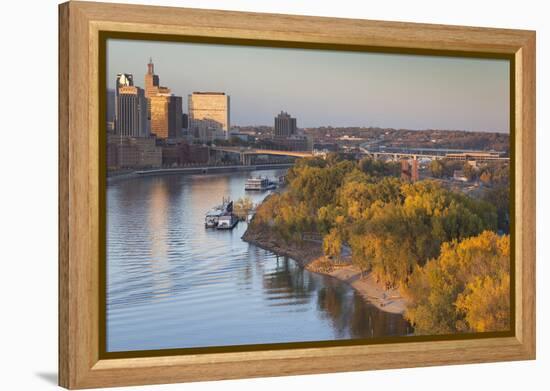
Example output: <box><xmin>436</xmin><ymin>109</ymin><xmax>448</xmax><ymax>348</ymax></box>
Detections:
<box><xmin>359</xmin><ymin>157</ymin><xmax>400</xmax><ymax>177</ymax></box>
<box><xmin>439</xmin><ymin>159</ymin><xmax>464</xmax><ymax>178</ymax></box>
<box><xmin>483</xmin><ymin>184</ymin><xmax>510</xmax><ymax>233</ymax></box>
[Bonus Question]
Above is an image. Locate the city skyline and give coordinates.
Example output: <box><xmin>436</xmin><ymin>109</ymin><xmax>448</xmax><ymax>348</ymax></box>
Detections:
<box><xmin>107</xmin><ymin>39</ymin><xmax>510</xmax><ymax>133</ymax></box>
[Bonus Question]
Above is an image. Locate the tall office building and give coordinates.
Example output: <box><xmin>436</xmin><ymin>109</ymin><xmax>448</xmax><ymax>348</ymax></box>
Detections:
<box><xmin>182</xmin><ymin>113</ymin><xmax>189</xmax><ymax>129</ymax></box>
<box><xmin>116</xmin><ymin>85</ymin><xmax>148</xmax><ymax>137</ymax></box>
<box><xmin>274</xmin><ymin>111</ymin><xmax>297</xmax><ymax>138</ymax></box>
<box><xmin>143</xmin><ymin>58</ymin><xmax>171</xmax><ymax>116</ymax></box>
<box><xmin>106</xmin><ymin>88</ymin><xmax>116</xmax><ymax>132</ymax></box>
<box><xmin>150</xmin><ymin>94</ymin><xmax>183</xmax><ymax>139</ymax></box>
<box><xmin>142</xmin><ymin>58</ymin><xmax>182</xmax><ymax>139</ymax></box>
<box><xmin>188</xmin><ymin>92</ymin><xmax>230</xmax><ymax>142</ymax></box>
<box><xmin>114</xmin><ymin>73</ymin><xmax>134</xmax><ymax>131</ymax></box>
<box><xmin>116</xmin><ymin>73</ymin><xmax>133</xmax><ymax>90</ymax></box>
<box><xmin>144</xmin><ymin>57</ymin><xmax>160</xmax><ymax>98</ymax></box>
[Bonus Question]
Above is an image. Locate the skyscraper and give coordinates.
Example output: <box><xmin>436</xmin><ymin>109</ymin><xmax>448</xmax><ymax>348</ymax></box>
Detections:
<box><xmin>150</xmin><ymin>93</ymin><xmax>183</xmax><ymax>139</ymax></box>
<box><xmin>274</xmin><ymin>111</ymin><xmax>297</xmax><ymax>138</ymax></box>
<box><xmin>188</xmin><ymin>92</ymin><xmax>230</xmax><ymax>142</ymax></box>
<box><xmin>144</xmin><ymin>57</ymin><xmax>160</xmax><ymax>99</ymax></box>
<box><xmin>143</xmin><ymin>58</ymin><xmax>171</xmax><ymax>114</ymax></box>
<box><xmin>106</xmin><ymin>88</ymin><xmax>116</xmax><ymax>132</ymax></box>
<box><xmin>116</xmin><ymin>85</ymin><xmax>148</xmax><ymax>137</ymax></box>
<box><xmin>143</xmin><ymin>59</ymin><xmax>182</xmax><ymax>139</ymax></box>
<box><xmin>114</xmin><ymin>73</ymin><xmax>134</xmax><ymax>131</ymax></box>
<box><xmin>116</xmin><ymin>73</ymin><xmax>133</xmax><ymax>89</ymax></box>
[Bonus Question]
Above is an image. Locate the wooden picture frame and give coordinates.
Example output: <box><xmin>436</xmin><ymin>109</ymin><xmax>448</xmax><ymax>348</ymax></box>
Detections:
<box><xmin>59</xmin><ymin>1</ymin><xmax>536</xmax><ymax>389</ymax></box>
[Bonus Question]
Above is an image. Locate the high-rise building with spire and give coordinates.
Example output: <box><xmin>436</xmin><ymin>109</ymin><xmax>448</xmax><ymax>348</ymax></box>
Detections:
<box><xmin>144</xmin><ymin>58</ymin><xmax>171</xmax><ymax>98</ymax></box>
<box><xmin>143</xmin><ymin>58</ymin><xmax>183</xmax><ymax>139</ymax></box>
<box><xmin>144</xmin><ymin>57</ymin><xmax>160</xmax><ymax>99</ymax></box>
<box><xmin>144</xmin><ymin>58</ymin><xmax>170</xmax><ymax>122</ymax></box>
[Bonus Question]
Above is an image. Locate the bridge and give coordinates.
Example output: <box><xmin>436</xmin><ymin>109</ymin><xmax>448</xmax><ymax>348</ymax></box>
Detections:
<box><xmin>211</xmin><ymin>146</ymin><xmax>314</xmax><ymax>165</ymax></box>
<box><xmin>211</xmin><ymin>145</ymin><xmax>509</xmax><ymax>165</ymax></box>
<box><xmin>358</xmin><ymin>148</ymin><xmax>509</xmax><ymax>162</ymax></box>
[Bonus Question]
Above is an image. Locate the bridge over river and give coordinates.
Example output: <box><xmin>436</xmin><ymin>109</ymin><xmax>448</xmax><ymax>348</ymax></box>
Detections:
<box><xmin>211</xmin><ymin>146</ymin><xmax>509</xmax><ymax>165</ymax></box>
<box><xmin>211</xmin><ymin>146</ymin><xmax>314</xmax><ymax>165</ymax></box>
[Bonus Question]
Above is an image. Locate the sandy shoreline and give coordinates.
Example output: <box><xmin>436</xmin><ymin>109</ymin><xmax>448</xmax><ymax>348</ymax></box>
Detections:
<box><xmin>242</xmin><ymin>228</ymin><xmax>408</xmax><ymax>315</ymax></box>
<box><xmin>311</xmin><ymin>263</ymin><xmax>407</xmax><ymax>314</ymax></box>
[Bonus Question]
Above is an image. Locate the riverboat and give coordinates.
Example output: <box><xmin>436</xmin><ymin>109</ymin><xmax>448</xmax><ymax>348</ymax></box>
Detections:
<box><xmin>216</xmin><ymin>213</ymin><xmax>239</xmax><ymax>230</ymax></box>
<box><xmin>204</xmin><ymin>209</ymin><xmax>223</xmax><ymax>228</ymax></box>
<box><xmin>205</xmin><ymin>198</ymin><xmax>233</xmax><ymax>228</ymax></box>
<box><xmin>244</xmin><ymin>176</ymin><xmax>276</xmax><ymax>191</ymax></box>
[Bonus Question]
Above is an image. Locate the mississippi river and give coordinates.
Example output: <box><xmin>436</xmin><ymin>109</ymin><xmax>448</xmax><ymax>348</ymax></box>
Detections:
<box><xmin>106</xmin><ymin>169</ymin><xmax>410</xmax><ymax>352</ymax></box>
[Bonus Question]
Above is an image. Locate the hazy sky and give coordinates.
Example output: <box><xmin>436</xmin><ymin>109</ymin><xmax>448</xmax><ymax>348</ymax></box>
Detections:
<box><xmin>107</xmin><ymin>39</ymin><xmax>510</xmax><ymax>133</ymax></box>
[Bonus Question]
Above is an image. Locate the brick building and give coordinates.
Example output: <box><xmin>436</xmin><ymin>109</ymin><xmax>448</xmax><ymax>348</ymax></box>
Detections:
<box><xmin>161</xmin><ymin>141</ymin><xmax>210</xmax><ymax>167</ymax></box>
<box><xmin>107</xmin><ymin>135</ymin><xmax>162</xmax><ymax>169</ymax></box>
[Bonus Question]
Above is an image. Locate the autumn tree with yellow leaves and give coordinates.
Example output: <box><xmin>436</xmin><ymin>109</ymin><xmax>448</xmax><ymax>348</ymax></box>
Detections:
<box><xmin>403</xmin><ymin>231</ymin><xmax>510</xmax><ymax>334</ymax></box>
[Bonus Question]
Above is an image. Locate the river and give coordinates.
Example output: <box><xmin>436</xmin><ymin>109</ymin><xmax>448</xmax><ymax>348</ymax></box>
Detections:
<box><xmin>106</xmin><ymin>169</ymin><xmax>410</xmax><ymax>352</ymax></box>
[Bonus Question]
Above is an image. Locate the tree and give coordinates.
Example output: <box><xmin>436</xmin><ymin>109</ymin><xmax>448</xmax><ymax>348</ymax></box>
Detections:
<box><xmin>337</xmin><ymin>176</ymin><xmax>402</xmax><ymax>222</ymax></box>
<box><xmin>359</xmin><ymin>157</ymin><xmax>400</xmax><ymax>177</ymax></box>
<box><xmin>440</xmin><ymin>159</ymin><xmax>464</xmax><ymax>178</ymax></box>
<box><xmin>429</xmin><ymin>160</ymin><xmax>444</xmax><ymax>178</ymax></box>
<box><xmin>323</xmin><ymin>228</ymin><xmax>342</xmax><ymax>261</ymax></box>
<box><xmin>233</xmin><ymin>196</ymin><xmax>254</xmax><ymax>220</ymax></box>
<box><xmin>483</xmin><ymin>184</ymin><xmax>510</xmax><ymax>234</ymax></box>
<box><xmin>490</xmin><ymin>162</ymin><xmax>510</xmax><ymax>184</ymax></box>
<box><xmin>402</xmin><ymin>231</ymin><xmax>510</xmax><ymax>335</ymax></box>
<box><xmin>249</xmin><ymin>157</ymin><xmax>508</xmax><ymax>336</ymax></box>
<box><xmin>349</xmin><ymin>234</ymin><xmax>371</xmax><ymax>277</ymax></box>
<box><xmin>317</xmin><ymin>204</ymin><xmax>344</xmax><ymax>235</ymax></box>
<box><xmin>479</xmin><ymin>170</ymin><xmax>492</xmax><ymax>184</ymax></box>
<box><xmin>325</xmin><ymin>152</ymin><xmax>343</xmax><ymax>167</ymax></box>
<box><xmin>463</xmin><ymin>162</ymin><xmax>478</xmax><ymax>181</ymax></box>
<box><xmin>455</xmin><ymin>274</ymin><xmax>510</xmax><ymax>332</ymax></box>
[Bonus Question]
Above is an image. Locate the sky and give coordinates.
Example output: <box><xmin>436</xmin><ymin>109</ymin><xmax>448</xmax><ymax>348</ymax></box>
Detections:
<box><xmin>107</xmin><ymin>39</ymin><xmax>510</xmax><ymax>133</ymax></box>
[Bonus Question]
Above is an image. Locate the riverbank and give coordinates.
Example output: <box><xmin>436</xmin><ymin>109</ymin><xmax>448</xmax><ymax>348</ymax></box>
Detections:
<box><xmin>107</xmin><ymin>163</ymin><xmax>293</xmax><ymax>184</ymax></box>
<box><xmin>242</xmin><ymin>226</ymin><xmax>323</xmax><ymax>267</ymax></box>
<box><xmin>308</xmin><ymin>260</ymin><xmax>408</xmax><ymax>315</ymax></box>
<box><xmin>242</xmin><ymin>225</ymin><xmax>408</xmax><ymax>315</ymax></box>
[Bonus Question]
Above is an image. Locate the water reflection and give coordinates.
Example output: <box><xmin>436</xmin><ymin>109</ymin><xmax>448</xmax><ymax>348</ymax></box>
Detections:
<box><xmin>317</xmin><ymin>284</ymin><xmax>411</xmax><ymax>339</ymax></box>
<box><xmin>148</xmin><ymin>180</ymin><xmax>172</xmax><ymax>301</ymax></box>
<box><xmin>106</xmin><ymin>170</ymin><xmax>410</xmax><ymax>352</ymax></box>
<box><xmin>262</xmin><ymin>256</ymin><xmax>316</xmax><ymax>306</ymax></box>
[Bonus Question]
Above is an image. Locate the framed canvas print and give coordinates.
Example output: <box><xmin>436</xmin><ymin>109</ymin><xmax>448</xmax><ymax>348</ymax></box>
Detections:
<box><xmin>58</xmin><ymin>1</ymin><xmax>536</xmax><ymax>389</ymax></box>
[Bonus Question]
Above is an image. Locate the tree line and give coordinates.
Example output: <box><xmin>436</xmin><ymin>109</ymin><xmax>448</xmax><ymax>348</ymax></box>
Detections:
<box><xmin>429</xmin><ymin>159</ymin><xmax>510</xmax><ymax>233</ymax></box>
